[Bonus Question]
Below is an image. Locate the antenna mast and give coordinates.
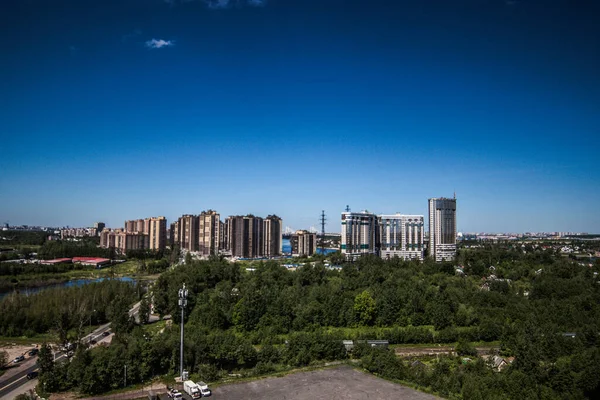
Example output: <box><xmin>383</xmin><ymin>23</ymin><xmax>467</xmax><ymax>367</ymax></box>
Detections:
<box><xmin>320</xmin><ymin>210</ymin><xmax>327</xmax><ymax>254</ymax></box>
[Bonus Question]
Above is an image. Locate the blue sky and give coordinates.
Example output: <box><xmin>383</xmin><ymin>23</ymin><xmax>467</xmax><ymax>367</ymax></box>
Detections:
<box><xmin>1</xmin><ymin>0</ymin><xmax>599</xmax><ymax>233</ymax></box>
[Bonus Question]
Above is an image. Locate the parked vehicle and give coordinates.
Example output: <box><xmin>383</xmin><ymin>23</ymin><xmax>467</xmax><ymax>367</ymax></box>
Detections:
<box><xmin>167</xmin><ymin>389</ymin><xmax>183</xmax><ymax>400</ymax></box>
<box><xmin>184</xmin><ymin>380</ymin><xmax>201</xmax><ymax>399</ymax></box>
<box><xmin>12</xmin><ymin>355</ymin><xmax>25</xmax><ymax>363</ymax></box>
<box><xmin>197</xmin><ymin>381</ymin><xmax>212</xmax><ymax>397</ymax></box>
<box><xmin>102</xmin><ymin>331</ymin><xmax>110</xmax><ymax>337</ymax></box>
<box><xmin>61</xmin><ymin>342</ymin><xmax>74</xmax><ymax>352</ymax></box>
<box><xmin>28</xmin><ymin>348</ymin><xmax>39</xmax><ymax>356</ymax></box>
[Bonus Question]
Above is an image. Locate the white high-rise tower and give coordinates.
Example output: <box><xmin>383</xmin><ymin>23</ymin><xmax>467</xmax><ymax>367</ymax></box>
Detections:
<box><xmin>341</xmin><ymin>210</ymin><xmax>378</xmax><ymax>260</ymax></box>
<box><xmin>428</xmin><ymin>197</ymin><xmax>457</xmax><ymax>262</ymax></box>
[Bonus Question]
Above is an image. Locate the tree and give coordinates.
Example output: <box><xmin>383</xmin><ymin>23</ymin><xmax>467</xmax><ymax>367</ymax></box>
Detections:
<box><xmin>139</xmin><ymin>297</ymin><xmax>150</xmax><ymax>325</ymax></box>
<box><xmin>354</xmin><ymin>290</ymin><xmax>376</xmax><ymax>326</ymax></box>
<box><xmin>107</xmin><ymin>295</ymin><xmax>133</xmax><ymax>334</ymax></box>
<box><xmin>0</xmin><ymin>350</ymin><xmax>8</xmax><ymax>368</ymax></box>
<box><xmin>455</xmin><ymin>338</ymin><xmax>478</xmax><ymax>357</ymax></box>
<box><xmin>37</xmin><ymin>343</ymin><xmax>57</xmax><ymax>392</ymax></box>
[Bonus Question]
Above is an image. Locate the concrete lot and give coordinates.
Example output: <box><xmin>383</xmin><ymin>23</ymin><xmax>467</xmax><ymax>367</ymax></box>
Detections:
<box><xmin>212</xmin><ymin>365</ymin><xmax>439</xmax><ymax>400</ymax></box>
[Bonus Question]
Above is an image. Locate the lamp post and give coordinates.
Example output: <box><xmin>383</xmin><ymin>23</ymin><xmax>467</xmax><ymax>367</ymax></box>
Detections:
<box><xmin>178</xmin><ymin>283</ymin><xmax>188</xmax><ymax>380</ymax></box>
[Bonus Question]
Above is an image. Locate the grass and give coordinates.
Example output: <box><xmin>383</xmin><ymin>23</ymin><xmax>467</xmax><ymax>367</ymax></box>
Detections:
<box><xmin>143</xmin><ymin>320</ymin><xmax>168</xmax><ymax>337</ymax></box>
<box><xmin>390</xmin><ymin>340</ymin><xmax>500</xmax><ymax>349</ymax></box>
<box><xmin>0</xmin><ymin>333</ymin><xmax>57</xmax><ymax>346</ymax></box>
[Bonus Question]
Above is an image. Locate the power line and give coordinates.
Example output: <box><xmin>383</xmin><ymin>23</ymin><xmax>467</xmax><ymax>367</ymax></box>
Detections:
<box><xmin>320</xmin><ymin>210</ymin><xmax>326</xmax><ymax>254</ymax></box>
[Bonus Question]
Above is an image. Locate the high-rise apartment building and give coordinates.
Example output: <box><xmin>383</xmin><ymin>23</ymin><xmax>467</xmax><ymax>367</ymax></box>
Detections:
<box><xmin>264</xmin><ymin>215</ymin><xmax>282</xmax><ymax>257</ymax></box>
<box><xmin>428</xmin><ymin>197</ymin><xmax>457</xmax><ymax>262</ymax></box>
<box><xmin>379</xmin><ymin>214</ymin><xmax>424</xmax><ymax>260</ymax></box>
<box><xmin>94</xmin><ymin>222</ymin><xmax>105</xmax><ymax>236</ymax></box>
<box><xmin>125</xmin><ymin>220</ymin><xmax>135</xmax><ymax>233</ymax></box>
<box><xmin>224</xmin><ymin>214</ymin><xmax>281</xmax><ymax>258</ymax></box>
<box><xmin>177</xmin><ymin>214</ymin><xmax>199</xmax><ymax>252</ymax></box>
<box><xmin>292</xmin><ymin>230</ymin><xmax>317</xmax><ymax>256</ymax></box>
<box><xmin>169</xmin><ymin>222</ymin><xmax>176</xmax><ymax>247</ymax></box>
<box><xmin>100</xmin><ymin>228</ymin><xmax>148</xmax><ymax>254</ymax></box>
<box><xmin>341</xmin><ymin>210</ymin><xmax>379</xmax><ymax>260</ymax></box>
<box><xmin>149</xmin><ymin>216</ymin><xmax>167</xmax><ymax>251</ymax></box>
<box><xmin>198</xmin><ymin>210</ymin><xmax>220</xmax><ymax>256</ymax></box>
<box><xmin>136</xmin><ymin>219</ymin><xmax>145</xmax><ymax>233</ymax></box>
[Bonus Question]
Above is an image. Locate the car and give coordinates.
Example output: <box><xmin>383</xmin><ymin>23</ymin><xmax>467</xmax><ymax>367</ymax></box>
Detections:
<box><xmin>28</xmin><ymin>348</ymin><xmax>39</xmax><ymax>356</ymax></box>
<box><xmin>12</xmin><ymin>355</ymin><xmax>25</xmax><ymax>363</ymax></box>
<box><xmin>197</xmin><ymin>381</ymin><xmax>212</xmax><ymax>397</ymax></box>
<box><xmin>102</xmin><ymin>331</ymin><xmax>110</xmax><ymax>337</ymax></box>
<box><xmin>26</xmin><ymin>371</ymin><xmax>39</xmax><ymax>380</ymax></box>
<box><xmin>167</xmin><ymin>389</ymin><xmax>183</xmax><ymax>400</ymax></box>
<box><xmin>90</xmin><ymin>339</ymin><xmax>97</xmax><ymax>345</ymax></box>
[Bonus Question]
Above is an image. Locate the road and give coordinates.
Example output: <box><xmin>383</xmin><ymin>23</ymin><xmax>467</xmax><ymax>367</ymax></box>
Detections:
<box><xmin>0</xmin><ymin>301</ymin><xmax>141</xmax><ymax>399</ymax></box>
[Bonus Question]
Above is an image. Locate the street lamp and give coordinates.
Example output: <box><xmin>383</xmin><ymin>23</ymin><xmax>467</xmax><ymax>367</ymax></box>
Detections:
<box><xmin>178</xmin><ymin>283</ymin><xmax>188</xmax><ymax>380</ymax></box>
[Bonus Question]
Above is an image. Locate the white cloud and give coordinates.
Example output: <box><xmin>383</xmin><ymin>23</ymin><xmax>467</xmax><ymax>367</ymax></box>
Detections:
<box><xmin>145</xmin><ymin>38</ymin><xmax>175</xmax><ymax>49</ymax></box>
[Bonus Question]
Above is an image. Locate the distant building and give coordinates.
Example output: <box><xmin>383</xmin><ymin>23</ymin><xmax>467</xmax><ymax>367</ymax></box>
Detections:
<box><xmin>100</xmin><ymin>228</ymin><xmax>148</xmax><ymax>254</ymax></box>
<box><xmin>379</xmin><ymin>214</ymin><xmax>424</xmax><ymax>260</ymax></box>
<box><xmin>428</xmin><ymin>197</ymin><xmax>457</xmax><ymax>261</ymax></box>
<box><xmin>292</xmin><ymin>230</ymin><xmax>317</xmax><ymax>256</ymax></box>
<box><xmin>169</xmin><ymin>222</ymin><xmax>176</xmax><ymax>247</ymax></box>
<box><xmin>94</xmin><ymin>222</ymin><xmax>105</xmax><ymax>236</ymax></box>
<box><xmin>177</xmin><ymin>214</ymin><xmax>200</xmax><ymax>252</ymax></box>
<box><xmin>341</xmin><ymin>210</ymin><xmax>379</xmax><ymax>260</ymax></box>
<box><xmin>149</xmin><ymin>216</ymin><xmax>167</xmax><ymax>251</ymax></box>
<box><xmin>225</xmin><ymin>215</ymin><xmax>264</xmax><ymax>258</ymax></box>
<box><xmin>264</xmin><ymin>215</ymin><xmax>283</xmax><ymax>256</ymax></box>
<box><xmin>223</xmin><ymin>214</ymin><xmax>282</xmax><ymax>258</ymax></box>
<box><xmin>60</xmin><ymin>227</ymin><xmax>96</xmax><ymax>239</ymax></box>
<box><xmin>198</xmin><ymin>210</ymin><xmax>220</xmax><ymax>256</ymax></box>
<box><xmin>125</xmin><ymin>220</ymin><xmax>135</xmax><ymax>233</ymax></box>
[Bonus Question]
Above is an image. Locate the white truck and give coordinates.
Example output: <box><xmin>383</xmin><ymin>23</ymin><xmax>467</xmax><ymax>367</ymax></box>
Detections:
<box><xmin>183</xmin><ymin>380</ymin><xmax>202</xmax><ymax>399</ymax></box>
<box><xmin>197</xmin><ymin>381</ymin><xmax>212</xmax><ymax>397</ymax></box>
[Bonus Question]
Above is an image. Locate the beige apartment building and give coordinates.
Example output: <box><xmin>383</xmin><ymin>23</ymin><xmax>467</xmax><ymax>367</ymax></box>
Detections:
<box><xmin>149</xmin><ymin>216</ymin><xmax>167</xmax><ymax>250</ymax></box>
<box><xmin>292</xmin><ymin>230</ymin><xmax>317</xmax><ymax>256</ymax></box>
<box><xmin>199</xmin><ymin>210</ymin><xmax>220</xmax><ymax>256</ymax></box>
<box><xmin>100</xmin><ymin>228</ymin><xmax>149</xmax><ymax>254</ymax></box>
<box><xmin>175</xmin><ymin>214</ymin><xmax>200</xmax><ymax>252</ymax></box>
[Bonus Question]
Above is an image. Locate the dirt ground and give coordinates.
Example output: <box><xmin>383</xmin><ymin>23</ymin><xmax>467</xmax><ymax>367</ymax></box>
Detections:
<box><xmin>394</xmin><ymin>345</ymin><xmax>498</xmax><ymax>357</ymax></box>
<box><xmin>1</xmin><ymin>343</ymin><xmax>38</xmax><ymax>361</ymax></box>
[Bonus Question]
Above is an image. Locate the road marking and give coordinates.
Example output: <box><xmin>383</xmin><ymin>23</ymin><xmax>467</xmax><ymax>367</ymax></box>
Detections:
<box><xmin>0</xmin><ymin>373</ymin><xmax>29</xmax><ymax>393</ymax></box>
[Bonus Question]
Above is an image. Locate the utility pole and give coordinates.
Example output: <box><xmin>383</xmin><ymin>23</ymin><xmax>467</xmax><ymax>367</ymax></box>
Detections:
<box><xmin>320</xmin><ymin>210</ymin><xmax>327</xmax><ymax>254</ymax></box>
<box><xmin>178</xmin><ymin>283</ymin><xmax>188</xmax><ymax>380</ymax></box>
<box><xmin>124</xmin><ymin>364</ymin><xmax>127</xmax><ymax>387</ymax></box>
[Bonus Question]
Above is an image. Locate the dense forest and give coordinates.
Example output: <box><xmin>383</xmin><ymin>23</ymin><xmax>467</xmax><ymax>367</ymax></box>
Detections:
<box><xmin>0</xmin><ymin>280</ymin><xmax>140</xmax><ymax>340</ymax></box>
<box><xmin>29</xmin><ymin>244</ymin><xmax>600</xmax><ymax>398</ymax></box>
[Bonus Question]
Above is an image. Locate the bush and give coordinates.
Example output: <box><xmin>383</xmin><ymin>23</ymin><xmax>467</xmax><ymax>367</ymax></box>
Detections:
<box><xmin>360</xmin><ymin>347</ymin><xmax>406</xmax><ymax>380</ymax></box>
<box><xmin>455</xmin><ymin>339</ymin><xmax>478</xmax><ymax>357</ymax></box>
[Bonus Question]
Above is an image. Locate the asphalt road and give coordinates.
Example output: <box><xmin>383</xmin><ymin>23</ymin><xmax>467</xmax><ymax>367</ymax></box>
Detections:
<box><xmin>0</xmin><ymin>301</ymin><xmax>141</xmax><ymax>399</ymax></box>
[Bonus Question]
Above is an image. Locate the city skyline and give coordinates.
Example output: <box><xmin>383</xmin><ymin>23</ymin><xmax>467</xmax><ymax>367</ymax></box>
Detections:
<box><xmin>1</xmin><ymin>0</ymin><xmax>599</xmax><ymax>233</ymax></box>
